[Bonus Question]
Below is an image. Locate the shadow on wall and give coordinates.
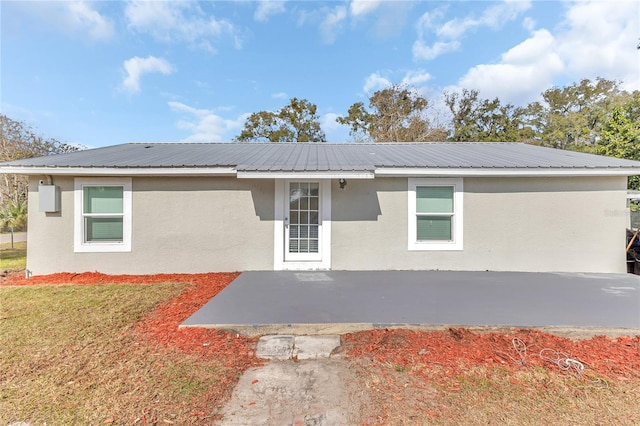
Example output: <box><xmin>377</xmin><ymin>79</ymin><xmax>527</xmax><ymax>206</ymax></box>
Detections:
<box><xmin>331</xmin><ymin>179</ymin><xmax>382</xmax><ymax>222</ymax></box>
<box><xmin>250</xmin><ymin>185</ymin><xmax>275</xmax><ymax>221</ymax></box>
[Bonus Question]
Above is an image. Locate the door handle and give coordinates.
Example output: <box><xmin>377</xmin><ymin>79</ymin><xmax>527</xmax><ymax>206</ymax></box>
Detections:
<box><xmin>284</xmin><ymin>217</ymin><xmax>289</xmax><ymax>228</ymax></box>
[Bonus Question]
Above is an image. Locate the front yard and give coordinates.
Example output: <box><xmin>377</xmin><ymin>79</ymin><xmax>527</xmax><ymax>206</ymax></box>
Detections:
<box><xmin>0</xmin><ymin>273</ymin><xmax>260</xmax><ymax>425</ymax></box>
<box><xmin>1</xmin><ymin>271</ymin><xmax>639</xmax><ymax>424</ymax></box>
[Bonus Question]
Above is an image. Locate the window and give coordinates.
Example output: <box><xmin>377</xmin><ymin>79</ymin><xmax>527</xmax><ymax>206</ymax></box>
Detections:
<box><xmin>74</xmin><ymin>178</ymin><xmax>132</xmax><ymax>252</ymax></box>
<box><xmin>408</xmin><ymin>178</ymin><xmax>463</xmax><ymax>250</ymax></box>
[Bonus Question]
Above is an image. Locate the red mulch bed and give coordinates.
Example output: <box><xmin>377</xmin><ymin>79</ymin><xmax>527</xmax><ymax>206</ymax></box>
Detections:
<box><xmin>344</xmin><ymin>327</ymin><xmax>640</xmax><ymax>380</ymax></box>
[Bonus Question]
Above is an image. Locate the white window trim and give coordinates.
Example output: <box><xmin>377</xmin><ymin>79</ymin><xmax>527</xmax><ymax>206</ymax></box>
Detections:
<box><xmin>408</xmin><ymin>177</ymin><xmax>463</xmax><ymax>251</ymax></box>
<box><xmin>74</xmin><ymin>177</ymin><xmax>132</xmax><ymax>253</ymax></box>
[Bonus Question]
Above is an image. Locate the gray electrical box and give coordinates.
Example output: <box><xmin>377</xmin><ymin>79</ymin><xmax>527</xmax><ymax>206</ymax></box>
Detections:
<box><xmin>39</xmin><ymin>185</ymin><xmax>60</xmax><ymax>213</ymax></box>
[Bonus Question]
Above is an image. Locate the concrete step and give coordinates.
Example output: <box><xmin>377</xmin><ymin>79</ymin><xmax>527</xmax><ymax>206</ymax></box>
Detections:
<box><xmin>256</xmin><ymin>335</ymin><xmax>341</xmax><ymax>360</ymax></box>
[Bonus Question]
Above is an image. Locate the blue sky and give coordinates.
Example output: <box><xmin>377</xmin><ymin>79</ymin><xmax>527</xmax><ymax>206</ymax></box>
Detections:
<box><xmin>2</xmin><ymin>0</ymin><xmax>639</xmax><ymax>148</ymax></box>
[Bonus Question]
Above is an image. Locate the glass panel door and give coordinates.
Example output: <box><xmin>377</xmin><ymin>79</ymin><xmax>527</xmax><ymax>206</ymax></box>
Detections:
<box><xmin>285</xmin><ymin>181</ymin><xmax>321</xmax><ymax>261</ymax></box>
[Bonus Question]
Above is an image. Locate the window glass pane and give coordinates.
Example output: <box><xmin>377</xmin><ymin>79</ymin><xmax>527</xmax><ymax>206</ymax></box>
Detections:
<box><xmin>417</xmin><ymin>216</ymin><xmax>452</xmax><ymax>241</ymax></box>
<box><xmin>301</xmin><ymin>196</ymin><xmax>309</xmax><ymax>210</ymax></box>
<box><xmin>299</xmin><ymin>240</ymin><xmax>309</xmax><ymax>252</ymax></box>
<box><xmin>290</xmin><ymin>197</ymin><xmax>299</xmax><ymax>210</ymax></box>
<box><xmin>309</xmin><ymin>225</ymin><xmax>318</xmax><ymax>238</ymax></box>
<box><xmin>309</xmin><ymin>211</ymin><xmax>318</xmax><ymax>225</ymax></box>
<box><xmin>84</xmin><ymin>187</ymin><xmax>123</xmax><ymax>213</ymax></box>
<box><xmin>289</xmin><ymin>240</ymin><xmax>299</xmax><ymax>252</ymax></box>
<box><xmin>309</xmin><ymin>239</ymin><xmax>318</xmax><ymax>252</ymax></box>
<box><xmin>290</xmin><ymin>212</ymin><xmax>299</xmax><ymax>224</ymax></box>
<box><xmin>416</xmin><ymin>186</ymin><xmax>453</xmax><ymax>213</ymax></box>
<box><xmin>86</xmin><ymin>217</ymin><xmax>123</xmax><ymax>241</ymax></box>
<box><xmin>309</xmin><ymin>183</ymin><xmax>319</xmax><ymax>196</ymax></box>
<box><xmin>310</xmin><ymin>197</ymin><xmax>318</xmax><ymax>210</ymax></box>
<box><xmin>290</xmin><ymin>225</ymin><xmax>299</xmax><ymax>238</ymax></box>
<box><xmin>300</xmin><ymin>211</ymin><xmax>309</xmax><ymax>225</ymax></box>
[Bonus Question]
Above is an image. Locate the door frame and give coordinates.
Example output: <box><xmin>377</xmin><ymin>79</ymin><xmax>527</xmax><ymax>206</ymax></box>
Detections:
<box><xmin>274</xmin><ymin>179</ymin><xmax>331</xmax><ymax>270</ymax></box>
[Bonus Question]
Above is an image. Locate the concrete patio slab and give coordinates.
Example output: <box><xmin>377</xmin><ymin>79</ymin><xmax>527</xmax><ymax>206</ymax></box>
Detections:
<box><xmin>181</xmin><ymin>271</ymin><xmax>640</xmax><ymax>336</ymax></box>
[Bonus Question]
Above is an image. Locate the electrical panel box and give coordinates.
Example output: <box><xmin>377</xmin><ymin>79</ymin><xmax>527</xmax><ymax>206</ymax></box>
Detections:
<box><xmin>39</xmin><ymin>185</ymin><xmax>60</xmax><ymax>213</ymax></box>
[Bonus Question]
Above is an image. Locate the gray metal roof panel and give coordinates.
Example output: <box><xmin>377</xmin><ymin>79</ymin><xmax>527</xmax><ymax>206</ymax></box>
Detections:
<box><xmin>3</xmin><ymin>142</ymin><xmax>640</xmax><ymax>171</ymax></box>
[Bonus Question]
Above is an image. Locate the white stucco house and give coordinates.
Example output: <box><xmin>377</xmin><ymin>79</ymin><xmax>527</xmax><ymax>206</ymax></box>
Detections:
<box><xmin>2</xmin><ymin>142</ymin><xmax>639</xmax><ymax>276</ymax></box>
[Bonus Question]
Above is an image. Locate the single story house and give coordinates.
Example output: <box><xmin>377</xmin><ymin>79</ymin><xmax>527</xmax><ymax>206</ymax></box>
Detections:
<box><xmin>2</xmin><ymin>142</ymin><xmax>640</xmax><ymax>276</ymax></box>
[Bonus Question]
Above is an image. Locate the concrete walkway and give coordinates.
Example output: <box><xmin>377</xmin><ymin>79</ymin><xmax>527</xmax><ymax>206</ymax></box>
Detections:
<box><xmin>215</xmin><ymin>335</ymin><xmax>373</xmax><ymax>425</ymax></box>
<box><xmin>182</xmin><ymin>271</ymin><xmax>640</xmax><ymax>336</ymax></box>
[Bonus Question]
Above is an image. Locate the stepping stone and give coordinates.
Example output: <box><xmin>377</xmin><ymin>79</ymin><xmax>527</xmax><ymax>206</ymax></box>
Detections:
<box><xmin>293</xmin><ymin>335</ymin><xmax>341</xmax><ymax>360</ymax></box>
<box><xmin>256</xmin><ymin>335</ymin><xmax>341</xmax><ymax>360</ymax></box>
<box><xmin>256</xmin><ymin>335</ymin><xmax>294</xmax><ymax>360</ymax></box>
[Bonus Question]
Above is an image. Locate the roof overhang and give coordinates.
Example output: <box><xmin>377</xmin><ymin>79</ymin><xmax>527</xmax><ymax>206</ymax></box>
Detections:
<box><xmin>375</xmin><ymin>167</ymin><xmax>640</xmax><ymax>177</ymax></box>
<box><xmin>0</xmin><ymin>166</ymin><xmax>237</xmax><ymax>177</ymax></box>
<box><xmin>236</xmin><ymin>171</ymin><xmax>375</xmax><ymax>179</ymax></box>
<box><xmin>2</xmin><ymin>166</ymin><xmax>638</xmax><ymax>179</ymax></box>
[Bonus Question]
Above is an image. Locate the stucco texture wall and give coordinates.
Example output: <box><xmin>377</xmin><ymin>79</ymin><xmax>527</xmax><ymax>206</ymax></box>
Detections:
<box><xmin>26</xmin><ymin>176</ymin><xmax>274</xmax><ymax>275</ymax></box>
<box><xmin>331</xmin><ymin>176</ymin><xmax>628</xmax><ymax>273</ymax></box>
<box><xmin>26</xmin><ymin>174</ymin><xmax>628</xmax><ymax>275</ymax></box>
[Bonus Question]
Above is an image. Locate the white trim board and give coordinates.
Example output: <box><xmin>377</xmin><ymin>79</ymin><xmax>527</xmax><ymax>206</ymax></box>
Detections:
<box><xmin>1</xmin><ymin>167</ymin><xmax>236</xmax><ymax>176</ymax></box>
<box><xmin>4</xmin><ymin>166</ymin><xmax>638</xmax><ymax>178</ymax></box>
<box><xmin>375</xmin><ymin>168</ymin><xmax>640</xmax><ymax>177</ymax></box>
<box><xmin>238</xmin><ymin>171</ymin><xmax>374</xmax><ymax>179</ymax></box>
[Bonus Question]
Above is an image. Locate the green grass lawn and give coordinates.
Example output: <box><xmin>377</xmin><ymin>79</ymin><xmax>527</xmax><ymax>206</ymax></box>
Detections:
<box><xmin>0</xmin><ymin>241</ymin><xmax>26</xmax><ymax>270</ymax></box>
<box><xmin>0</xmin><ymin>282</ymin><xmax>236</xmax><ymax>425</ymax></box>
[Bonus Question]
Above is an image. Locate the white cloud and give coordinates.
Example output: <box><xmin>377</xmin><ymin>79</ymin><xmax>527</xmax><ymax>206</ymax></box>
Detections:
<box><xmin>401</xmin><ymin>70</ymin><xmax>432</xmax><ymax>87</ymax></box>
<box><xmin>272</xmin><ymin>92</ymin><xmax>288</xmax><ymax>99</ymax></box>
<box><xmin>413</xmin><ymin>1</ymin><xmax>531</xmax><ymax>61</ymax></box>
<box><xmin>121</xmin><ymin>56</ymin><xmax>174</xmax><ymax>94</ymax></box>
<box><xmin>363</xmin><ymin>73</ymin><xmax>392</xmax><ymax>94</ymax></box>
<box><xmin>254</xmin><ymin>1</ymin><xmax>286</xmax><ymax>22</ymax></box>
<box><xmin>453</xmin><ymin>0</ymin><xmax>639</xmax><ymax>104</ymax></box>
<box><xmin>67</xmin><ymin>1</ymin><xmax>114</xmax><ymax>40</ymax></box>
<box><xmin>350</xmin><ymin>0</ymin><xmax>382</xmax><ymax>17</ymax></box>
<box><xmin>320</xmin><ymin>6</ymin><xmax>347</xmax><ymax>44</ymax></box>
<box><xmin>11</xmin><ymin>1</ymin><xmax>114</xmax><ymax>40</ymax></box>
<box><xmin>457</xmin><ymin>29</ymin><xmax>564</xmax><ymax>104</ymax></box>
<box><xmin>522</xmin><ymin>16</ymin><xmax>536</xmax><ymax>31</ymax></box>
<box><xmin>413</xmin><ymin>40</ymin><xmax>460</xmax><ymax>61</ymax></box>
<box><xmin>322</xmin><ymin>113</ymin><xmax>341</xmax><ymax>132</ymax></box>
<box><xmin>168</xmin><ymin>101</ymin><xmax>243</xmax><ymax>142</ymax></box>
<box><xmin>124</xmin><ymin>1</ymin><xmax>241</xmax><ymax>52</ymax></box>
<box><xmin>556</xmin><ymin>0</ymin><xmax>639</xmax><ymax>91</ymax></box>
<box><xmin>479</xmin><ymin>0</ymin><xmax>531</xmax><ymax>29</ymax></box>
<box><xmin>296</xmin><ymin>1</ymin><xmax>409</xmax><ymax>44</ymax></box>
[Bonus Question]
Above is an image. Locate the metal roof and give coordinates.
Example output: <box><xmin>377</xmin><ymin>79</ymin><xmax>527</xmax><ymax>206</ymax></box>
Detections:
<box><xmin>2</xmin><ymin>142</ymin><xmax>640</xmax><ymax>176</ymax></box>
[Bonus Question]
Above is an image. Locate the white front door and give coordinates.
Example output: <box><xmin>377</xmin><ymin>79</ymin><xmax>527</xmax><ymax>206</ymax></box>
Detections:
<box><xmin>274</xmin><ymin>179</ymin><xmax>331</xmax><ymax>270</ymax></box>
<box><xmin>285</xmin><ymin>181</ymin><xmax>321</xmax><ymax>261</ymax></box>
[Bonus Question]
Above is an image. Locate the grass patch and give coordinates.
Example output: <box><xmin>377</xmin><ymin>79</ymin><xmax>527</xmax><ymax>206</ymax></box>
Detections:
<box><xmin>0</xmin><ymin>282</ymin><xmax>236</xmax><ymax>424</ymax></box>
<box><xmin>354</xmin><ymin>360</ymin><xmax>640</xmax><ymax>425</ymax></box>
<box><xmin>0</xmin><ymin>241</ymin><xmax>26</xmax><ymax>270</ymax></box>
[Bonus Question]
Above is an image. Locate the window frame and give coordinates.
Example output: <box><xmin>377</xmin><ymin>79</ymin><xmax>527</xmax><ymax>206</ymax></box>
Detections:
<box><xmin>74</xmin><ymin>178</ymin><xmax>132</xmax><ymax>253</ymax></box>
<box><xmin>408</xmin><ymin>177</ymin><xmax>463</xmax><ymax>251</ymax></box>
